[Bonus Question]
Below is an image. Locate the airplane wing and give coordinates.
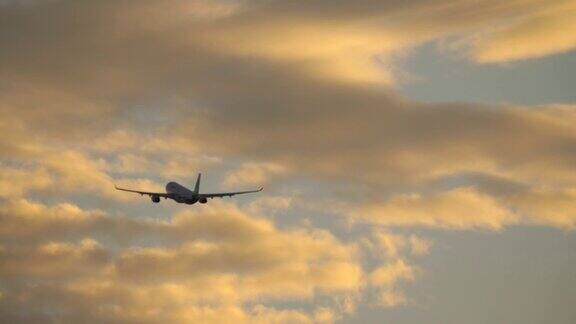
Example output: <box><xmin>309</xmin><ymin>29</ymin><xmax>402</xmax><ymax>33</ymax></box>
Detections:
<box><xmin>200</xmin><ymin>187</ymin><xmax>263</xmax><ymax>199</ymax></box>
<box><xmin>114</xmin><ymin>185</ymin><xmax>172</xmax><ymax>198</ymax></box>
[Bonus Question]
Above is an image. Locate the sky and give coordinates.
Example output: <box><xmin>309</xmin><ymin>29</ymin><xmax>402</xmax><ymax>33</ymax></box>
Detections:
<box><xmin>0</xmin><ymin>0</ymin><xmax>575</xmax><ymax>323</ymax></box>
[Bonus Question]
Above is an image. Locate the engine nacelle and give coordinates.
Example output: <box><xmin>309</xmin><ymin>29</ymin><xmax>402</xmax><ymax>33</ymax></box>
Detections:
<box><xmin>151</xmin><ymin>195</ymin><xmax>160</xmax><ymax>203</ymax></box>
<box><xmin>185</xmin><ymin>197</ymin><xmax>198</xmax><ymax>205</ymax></box>
<box><xmin>199</xmin><ymin>197</ymin><xmax>208</xmax><ymax>204</ymax></box>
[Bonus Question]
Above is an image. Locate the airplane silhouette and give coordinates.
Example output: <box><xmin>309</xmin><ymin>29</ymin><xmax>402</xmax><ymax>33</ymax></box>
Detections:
<box><xmin>115</xmin><ymin>173</ymin><xmax>262</xmax><ymax>205</ymax></box>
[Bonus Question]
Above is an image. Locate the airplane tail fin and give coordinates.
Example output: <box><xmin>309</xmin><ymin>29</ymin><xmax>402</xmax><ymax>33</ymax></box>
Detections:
<box><xmin>193</xmin><ymin>173</ymin><xmax>201</xmax><ymax>194</ymax></box>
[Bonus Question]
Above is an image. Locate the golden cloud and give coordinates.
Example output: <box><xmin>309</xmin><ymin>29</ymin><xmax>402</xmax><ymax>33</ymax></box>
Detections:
<box><xmin>351</xmin><ymin>187</ymin><xmax>518</xmax><ymax>230</ymax></box>
<box><xmin>507</xmin><ymin>188</ymin><xmax>576</xmax><ymax>229</ymax></box>
<box><xmin>365</xmin><ymin>230</ymin><xmax>432</xmax><ymax>259</ymax></box>
<box><xmin>1</xmin><ymin>199</ymin><xmax>409</xmax><ymax>323</ymax></box>
<box><xmin>224</xmin><ymin>162</ymin><xmax>289</xmax><ymax>187</ymax></box>
<box><xmin>370</xmin><ymin>259</ymin><xmax>417</xmax><ymax>307</ymax></box>
<box><xmin>472</xmin><ymin>1</ymin><xmax>576</xmax><ymax>62</ymax></box>
<box><xmin>0</xmin><ymin>1</ymin><xmax>575</xmax><ymax>322</ymax></box>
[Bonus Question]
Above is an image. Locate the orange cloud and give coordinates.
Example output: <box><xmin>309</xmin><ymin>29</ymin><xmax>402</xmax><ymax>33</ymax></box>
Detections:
<box><xmin>350</xmin><ymin>187</ymin><xmax>519</xmax><ymax>230</ymax></box>
<box><xmin>472</xmin><ymin>1</ymin><xmax>576</xmax><ymax>62</ymax></box>
<box><xmin>0</xmin><ymin>1</ymin><xmax>575</xmax><ymax>322</ymax></box>
<box><xmin>224</xmin><ymin>162</ymin><xmax>289</xmax><ymax>187</ymax></box>
<box><xmin>0</xmin><ymin>199</ymin><xmax>379</xmax><ymax>323</ymax></box>
<box><xmin>370</xmin><ymin>259</ymin><xmax>418</xmax><ymax>307</ymax></box>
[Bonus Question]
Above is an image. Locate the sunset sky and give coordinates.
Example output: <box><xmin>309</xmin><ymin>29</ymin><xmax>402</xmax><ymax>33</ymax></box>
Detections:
<box><xmin>1</xmin><ymin>0</ymin><xmax>575</xmax><ymax>323</ymax></box>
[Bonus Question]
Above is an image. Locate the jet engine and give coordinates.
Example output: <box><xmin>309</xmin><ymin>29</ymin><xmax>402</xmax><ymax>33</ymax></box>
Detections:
<box><xmin>199</xmin><ymin>197</ymin><xmax>208</xmax><ymax>204</ymax></box>
<box><xmin>185</xmin><ymin>197</ymin><xmax>198</xmax><ymax>205</ymax></box>
<box><xmin>151</xmin><ymin>195</ymin><xmax>160</xmax><ymax>203</ymax></box>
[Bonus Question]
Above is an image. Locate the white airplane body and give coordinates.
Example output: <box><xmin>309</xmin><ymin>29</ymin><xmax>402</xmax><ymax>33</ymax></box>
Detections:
<box><xmin>115</xmin><ymin>173</ymin><xmax>262</xmax><ymax>205</ymax></box>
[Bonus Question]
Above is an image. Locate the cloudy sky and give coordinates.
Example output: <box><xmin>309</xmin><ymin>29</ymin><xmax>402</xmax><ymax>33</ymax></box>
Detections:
<box><xmin>1</xmin><ymin>0</ymin><xmax>575</xmax><ymax>323</ymax></box>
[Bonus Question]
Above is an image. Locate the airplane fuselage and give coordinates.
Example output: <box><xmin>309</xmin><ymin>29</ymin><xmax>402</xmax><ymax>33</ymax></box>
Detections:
<box><xmin>165</xmin><ymin>182</ymin><xmax>202</xmax><ymax>204</ymax></box>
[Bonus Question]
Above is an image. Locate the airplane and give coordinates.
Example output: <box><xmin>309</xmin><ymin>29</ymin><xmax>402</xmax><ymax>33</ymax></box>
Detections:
<box><xmin>114</xmin><ymin>173</ymin><xmax>263</xmax><ymax>205</ymax></box>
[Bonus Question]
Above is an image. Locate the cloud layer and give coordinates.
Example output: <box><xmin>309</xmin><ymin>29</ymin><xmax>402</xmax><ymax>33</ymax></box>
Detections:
<box><xmin>1</xmin><ymin>0</ymin><xmax>575</xmax><ymax>322</ymax></box>
<box><xmin>0</xmin><ymin>199</ymin><xmax>428</xmax><ymax>323</ymax></box>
